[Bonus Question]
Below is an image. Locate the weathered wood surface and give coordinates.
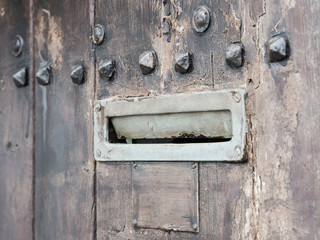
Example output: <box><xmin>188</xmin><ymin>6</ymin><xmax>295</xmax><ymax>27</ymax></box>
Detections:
<box><xmin>0</xmin><ymin>0</ymin><xmax>33</xmax><ymax>239</ymax></box>
<box><xmin>96</xmin><ymin>0</ymin><xmax>254</xmax><ymax>239</ymax></box>
<box><xmin>251</xmin><ymin>0</ymin><xmax>320</xmax><ymax>239</ymax></box>
<box><xmin>33</xmin><ymin>0</ymin><xmax>95</xmax><ymax>239</ymax></box>
<box><xmin>132</xmin><ymin>163</ymin><xmax>198</xmax><ymax>232</ymax></box>
<box><xmin>0</xmin><ymin>0</ymin><xmax>320</xmax><ymax>239</ymax></box>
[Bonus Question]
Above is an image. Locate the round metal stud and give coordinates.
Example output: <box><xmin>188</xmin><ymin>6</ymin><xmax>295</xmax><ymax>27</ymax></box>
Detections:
<box><xmin>12</xmin><ymin>34</ymin><xmax>24</xmax><ymax>57</ymax></box>
<box><xmin>191</xmin><ymin>6</ymin><xmax>211</xmax><ymax>34</ymax></box>
<box><xmin>92</xmin><ymin>24</ymin><xmax>105</xmax><ymax>45</ymax></box>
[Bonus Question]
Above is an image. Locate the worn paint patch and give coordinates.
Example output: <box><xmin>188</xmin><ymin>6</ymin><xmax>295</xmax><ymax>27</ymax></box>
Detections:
<box><xmin>0</xmin><ymin>7</ymin><xmax>5</xmax><ymax>17</ymax></box>
<box><xmin>35</xmin><ymin>9</ymin><xmax>63</xmax><ymax>68</ymax></box>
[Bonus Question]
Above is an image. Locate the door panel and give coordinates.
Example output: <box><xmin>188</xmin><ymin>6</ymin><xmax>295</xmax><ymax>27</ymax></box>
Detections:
<box><xmin>0</xmin><ymin>1</ymin><xmax>33</xmax><ymax>239</ymax></box>
<box><xmin>33</xmin><ymin>1</ymin><xmax>95</xmax><ymax>239</ymax></box>
<box><xmin>95</xmin><ymin>0</ymin><xmax>254</xmax><ymax>239</ymax></box>
<box><xmin>253</xmin><ymin>0</ymin><xmax>320</xmax><ymax>238</ymax></box>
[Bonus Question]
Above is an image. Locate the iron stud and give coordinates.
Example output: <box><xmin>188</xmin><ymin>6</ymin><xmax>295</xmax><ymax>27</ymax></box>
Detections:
<box><xmin>268</xmin><ymin>35</ymin><xmax>290</xmax><ymax>62</ymax></box>
<box><xmin>12</xmin><ymin>67</ymin><xmax>28</xmax><ymax>87</ymax></box>
<box><xmin>12</xmin><ymin>34</ymin><xmax>24</xmax><ymax>57</ymax></box>
<box><xmin>36</xmin><ymin>66</ymin><xmax>51</xmax><ymax>85</ymax></box>
<box><xmin>191</xmin><ymin>6</ymin><xmax>211</xmax><ymax>34</ymax></box>
<box><xmin>226</xmin><ymin>42</ymin><xmax>245</xmax><ymax>68</ymax></box>
<box><xmin>98</xmin><ymin>59</ymin><xmax>116</xmax><ymax>80</ymax></box>
<box><xmin>70</xmin><ymin>64</ymin><xmax>85</xmax><ymax>84</ymax></box>
<box><xmin>92</xmin><ymin>24</ymin><xmax>105</xmax><ymax>45</ymax></box>
<box><xmin>175</xmin><ymin>52</ymin><xmax>193</xmax><ymax>74</ymax></box>
<box><xmin>139</xmin><ymin>50</ymin><xmax>157</xmax><ymax>75</ymax></box>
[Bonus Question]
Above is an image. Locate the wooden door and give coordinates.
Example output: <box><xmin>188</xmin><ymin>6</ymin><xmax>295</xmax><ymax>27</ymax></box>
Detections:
<box><xmin>0</xmin><ymin>0</ymin><xmax>319</xmax><ymax>239</ymax></box>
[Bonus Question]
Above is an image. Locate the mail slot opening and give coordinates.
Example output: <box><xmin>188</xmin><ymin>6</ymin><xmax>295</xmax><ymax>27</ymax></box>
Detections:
<box><xmin>108</xmin><ymin>110</ymin><xmax>232</xmax><ymax>144</ymax></box>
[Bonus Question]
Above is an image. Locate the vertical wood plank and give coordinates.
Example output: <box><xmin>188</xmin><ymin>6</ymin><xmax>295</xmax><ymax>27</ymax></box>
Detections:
<box><xmin>169</xmin><ymin>0</ymin><xmax>257</xmax><ymax>239</ymax></box>
<box><xmin>96</xmin><ymin>0</ymin><xmax>256</xmax><ymax>239</ymax></box>
<box><xmin>33</xmin><ymin>1</ymin><xmax>95</xmax><ymax>239</ymax></box>
<box><xmin>0</xmin><ymin>0</ymin><xmax>33</xmax><ymax>239</ymax></box>
<box><xmin>95</xmin><ymin>1</ymin><xmax>167</xmax><ymax>240</ymax></box>
<box><xmin>253</xmin><ymin>0</ymin><xmax>320</xmax><ymax>239</ymax></box>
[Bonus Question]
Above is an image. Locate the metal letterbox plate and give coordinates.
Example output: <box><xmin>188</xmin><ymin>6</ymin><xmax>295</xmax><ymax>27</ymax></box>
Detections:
<box><xmin>94</xmin><ymin>89</ymin><xmax>247</xmax><ymax>161</ymax></box>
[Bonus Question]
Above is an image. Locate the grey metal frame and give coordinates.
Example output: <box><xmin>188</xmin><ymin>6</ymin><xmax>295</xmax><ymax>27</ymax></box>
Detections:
<box><xmin>94</xmin><ymin>89</ymin><xmax>247</xmax><ymax>161</ymax></box>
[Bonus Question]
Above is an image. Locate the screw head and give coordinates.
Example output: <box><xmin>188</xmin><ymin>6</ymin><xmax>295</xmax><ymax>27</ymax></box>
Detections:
<box><xmin>226</xmin><ymin>43</ymin><xmax>245</xmax><ymax>68</ymax></box>
<box><xmin>92</xmin><ymin>24</ymin><xmax>105</xmax><ymax>45</ymax></box>
<box><xmin>95</xmin><ymin>104</ymin><xmax>102</xmax><ymax>112</ymax></box>
<box><xmin>233</xmin><ymin>92</ymin><xmax>241</xmax><ymax>103</ymax></box>
<box><xmin>175</xmin><ymin>52</ymin><xmax>193</xmax><ymax>74</ymax></box>
<box><xmin>96</xmin><ymin>149</ymin><xmax>101</xmax><ymax>157</ymax></box>
<box><xmin>191</xmin><ymin>6</ymin><xmax>211</xmax><ymax>34</ymax></box>
<box><xmin>98</xmin><ymin>59</ymin><xmax>116</xmax><ymax>80</ymax></box>
<box><xmin>268</xmin><ymin>35</ymin><xmax>289</xmax><ymax>62</ymax></box>
<box><xmin>12</xmin><ymin>34</ymin><xmax>24</xmax><ymax>57</ymax></box>
<box><xmin>36</xmin><ymin>66</ymin><xmax>51</xmax><ymax>85</ymax></box>
<box><xmin>235</xmin><ymin>146</ymin><xmax>241</xmax><ymax>158</ymax></box>
<box><xmin>133</xmin><ymin>218</ymin><xmax>138</xmax><ymax>227</ymax></box>
<box><xmin>193</xmin><ymin>223</ymin><xmax>198</xmax><ymax>231</ymax></box>
<box><xmin>12</xmin><ymin>67</ymin><xmax>28</xmax><ymax>87</ymax></box>
<box><xmin>139</xmin><ymin>50</ymin><xmax>157</xmax><ymax>75</ymax></box>
<box><xmin>71</xmin><ymin>64</ymin><xmax>85</xmax><ymax>84</ymax></box>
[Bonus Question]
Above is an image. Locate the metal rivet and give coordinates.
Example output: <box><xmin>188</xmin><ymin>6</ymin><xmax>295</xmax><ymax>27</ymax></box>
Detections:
<box><xmin>95</xmin><ymin>104</ymin><xmax>102</xmax><ymax>112</ymax></box>
<box><xmin>12</xmin><ymin>34</ymin><xmax>24</xmax><ymax>57</ymax></box>
<box><xmin>226</xmin><ymin>43</ymin><xmax>245</xmax><ymax>68</ymax></box>
<box><xmin>175</xmin><ymin>52</ymin><xmax>193</xmax><ymax>74</ymax></box>
<box><xmin>96</xmin><ymin>149</ymin><xmax>101</xmax><ymax>157</ymax></box>
<box><xmin>235</xmin><ymin>146</ymin><xmax>241</xmax><ymax>157</ymax></box>
<box><xmin>268</xmin><ymin>35</ymin><xmax>290</xmax><ymax>62</ymax></box>
<box><xmin>92</xmin><ymin>24</ymin><xmax>105</xmax><ymax>45</ymax></box>
<box><xmin>193</xmin><ymin>223</ymin><xmax>198</xmax><ymax>231</ymax></box>
<box><xmin>12</xmin><ymin>67</ymin><xmax>28</xmax><ymax>87</ymax></box>
<box><xmin>70</xmin><ymin>64</ymin><xmax>85</xmax><ymax>84</ymax></box>
<box><xmin>98</xmin><ymin>59</ymin><xmax>116</xmax><ymax>80</ymax></box>
<box><xmin>191</xmin><ymin>6</ymin><xmax>211</xmax><ymax>34</ymax></box>
<box><xmin>233</xmin><ymin>92</ymin><xmax>241</xmax><ymax>103</ymax></box>
<box><xmin>133</xmin><ymin>218</ymin><xmax>138</xmax><ymax>227</ymax></box>
<box><xmin>36</xmin><ymin>66</ymin><xmax>51</xmax><ymax>85</ymax></box>
<box><xmin>139</xmin><ymin>50</ymin><xmax>157</xmax><ymax>75</ymax></box>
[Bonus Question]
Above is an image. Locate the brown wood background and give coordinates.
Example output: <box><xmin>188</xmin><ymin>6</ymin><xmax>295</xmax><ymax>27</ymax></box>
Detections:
<box><xmin>0</xmin><ymin>0</ymin><xmax>319</xmax><ymax>239</ymax></box>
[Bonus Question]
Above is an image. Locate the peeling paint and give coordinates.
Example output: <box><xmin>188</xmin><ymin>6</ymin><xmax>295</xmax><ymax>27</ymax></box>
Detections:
<box><xmin>35</xmin><ymin>9</ymin><xmax>63</xmax><ymax>69</ymax></box>
<box><xmin>0</xmin><ymin>7</ymin><xmax>5</xmax><ymax>17</ymax></box>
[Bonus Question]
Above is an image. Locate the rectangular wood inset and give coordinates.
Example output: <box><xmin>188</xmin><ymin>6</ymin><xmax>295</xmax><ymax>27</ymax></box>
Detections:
<box><xmin>132</xmin><ymin>162</ymin><xmax>199</xmax><ymax>232</ymax></box>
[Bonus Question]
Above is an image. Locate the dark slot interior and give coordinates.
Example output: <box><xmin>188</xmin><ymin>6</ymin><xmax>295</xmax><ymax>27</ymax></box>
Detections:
<box><xmin>108</xmin><ymin>119</ymin><xmax>232</xmax><ymax>144</ymax></box>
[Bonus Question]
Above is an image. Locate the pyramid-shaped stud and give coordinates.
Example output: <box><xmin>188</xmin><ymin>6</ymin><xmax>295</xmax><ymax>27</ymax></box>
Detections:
<box><xmin>13</xmin><ymin>67</ymin><xmax>28</xmax><ymax>87</ymax></box>
<box><xmin>36</xmin><ymin>66</ymin><xmax>51</xmax><ymax>85</ymax></box>
<box><xmin>139</xmin><ymin>50</ymin><xmax>157</xmax><ymax>75</ymax></box>
<box><xmin>268</xmin><ymin>35</ymin><xmax>290</xmax><ymax>62</ymax></box>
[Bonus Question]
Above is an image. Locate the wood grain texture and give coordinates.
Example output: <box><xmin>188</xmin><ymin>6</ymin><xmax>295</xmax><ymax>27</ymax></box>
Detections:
<box><xmin>95</xmin><ymin>0</ymin><xmax>162</xmax><ymax>99</ymax></box>
<box><xmin>251</xmin><ymin>0</ymin><xmax>320</xmax><ymax>239</ymax></box>
<box><xmin>33</xmin><ymin>1</ymin><xmax>95</xmax><ymax>239</ymax></box>
<box><xmin>0</xmin><ymin>0</ymin><xmax>33</xmax><ymax>239</ymax></box>
<box><xmin>170</xmin><ymin>163</ymin><xmax>253</xmax><ymax>239</ymax></box>
<box><xmin>96</xmin><ymin>162</ymin><xmax>169</xmax><ymax>240</ymax></box>
<box><xmin>132</xmin><ymin>163</ymin><xmax>198</xmax><ymax>232</ymax></box>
